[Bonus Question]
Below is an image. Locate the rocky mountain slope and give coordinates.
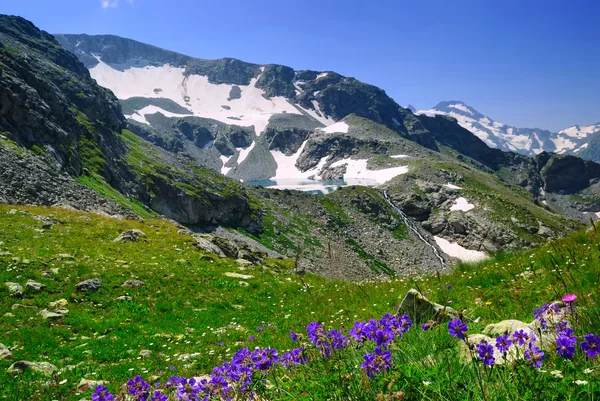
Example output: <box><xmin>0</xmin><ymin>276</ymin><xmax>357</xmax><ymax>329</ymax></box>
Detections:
<box><xmin>0</xmin><ymin>16</ymin><xmax>456</xmax><ymax>280</ymax></box>
<box><xmin>2</xmin><ymin>15</ymin><xmax>600</xmax><ymax>280</ymax></box>
<box><xmin>418</xmin><ymin>101</ymin><xmax>600</xmax><ymax>159</ymax></box>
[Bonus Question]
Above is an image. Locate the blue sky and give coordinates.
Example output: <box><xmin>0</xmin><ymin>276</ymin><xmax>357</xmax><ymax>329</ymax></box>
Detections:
<box><xmin>3</xmin><ymin>0</ymin><xmax>599</xmax><ymax>131</ymax></box>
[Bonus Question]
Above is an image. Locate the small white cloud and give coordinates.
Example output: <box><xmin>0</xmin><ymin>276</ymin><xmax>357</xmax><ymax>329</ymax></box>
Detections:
<box><xmin>101</xmin><ymin>0</ymin><xmax>119</xmax><ymax>8</ymax></box>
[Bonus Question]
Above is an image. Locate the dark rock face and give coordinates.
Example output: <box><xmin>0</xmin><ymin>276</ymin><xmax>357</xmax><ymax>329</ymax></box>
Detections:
<box><xmin>227</xmin><ymin>86</ymin><xmax>242</xmax><ymax>101</ymax></box>
<box><xmin>295</xmin><ymin>70</ymin><xmax>319</xmax><ymax>81</ymax></box>
<box><xmin>264</xmin><ymin>127</ymin><xmax>309</xmax><ymax>155</ymax></box>
<box><xmin>55</xmin><ymin>33</ymin><xmax>190</xmax><ymax>68</ymax></box>
<box><xmin>148</xmin><ymin>174</ymin><xmax>261</xmax><ymax>232</ymax></box>
<box><xmin>255</xmin><ymin>64</ymin><xmax>296</xmax><ymax>98</ymax></box>
<box><xmin>185</xmin><ymin>58</ymin><xmax>260</xmax><ymax>85</ymax></box>
<box><xmin>536</xmin><ymin>153</ymin><xmax>600</xmax><ymax>194</ymax></box>
<box><xmin>0</xmin><ymin>16</ymin><xmax>126</xmax><ymax>174</ymax></box>
<box><xmin>174</xmin><ymin>120</ymin><xmax>214</xmax><ymax>148</ymax></box>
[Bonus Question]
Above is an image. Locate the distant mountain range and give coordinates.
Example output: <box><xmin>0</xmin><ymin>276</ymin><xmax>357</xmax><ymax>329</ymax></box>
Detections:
<box><xmin>417</xmin><ymin>101</ymin><xmax>600</xmax><ymax>161</ymax></box>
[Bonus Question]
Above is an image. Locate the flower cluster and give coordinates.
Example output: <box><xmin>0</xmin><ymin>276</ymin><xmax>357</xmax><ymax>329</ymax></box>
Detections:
<box><xmin>93</xmin><ymin>293</ymin><xmax>599</xmax><ymax>400</ymax></box>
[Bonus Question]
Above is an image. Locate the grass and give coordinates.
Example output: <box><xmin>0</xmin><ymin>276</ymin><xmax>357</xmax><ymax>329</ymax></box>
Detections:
<box><xmin>0</xmin><ymin>204</ymin><xmax>599</xmax><ymax>400</ymax></box>
<box><xmin>75</xmin><ymin>174</ymin><xmax>156</xmax><ymax>219</ymax></box>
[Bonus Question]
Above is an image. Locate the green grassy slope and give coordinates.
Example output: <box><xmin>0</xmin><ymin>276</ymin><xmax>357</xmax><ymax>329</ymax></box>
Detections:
<box><xmin>0</xmin><ymin>205</ymin><xmax>599</xmax><ymax>400</ymax></box>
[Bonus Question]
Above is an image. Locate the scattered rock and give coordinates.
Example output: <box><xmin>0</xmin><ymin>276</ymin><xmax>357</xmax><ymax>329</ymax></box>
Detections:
<box><xmin>39</xmin><ymin>309</ymin><xmax>68</xmax><ymax>319</ymax></box>
<box><xmin>236</xmin><ymin>259</ymin><xmax>254</xmax><ymax>269</ymax></box>
<box><xmin>117</xmin><ymin>296</ymin><xmax>132</xmax><ymax>302</ymax></box>
<box><xmin>25</xmin><ymin>280</ymin><xmax>45</xmax><ymax>292</ymax></box>
<box><xmin>193</xmin><ymin>237</ymin><xmax>226</xmax><ymax>257</ymax></box>
<box><xmin>398</xmin><ymin>289</ymin><xmax>460</xmax><ymax>324</ymax></box>
<box><xmin>4</xmin><ymin>282</ymin><xmax>23</xmax><ymax>297</ymax></box>
<box><xmin>57</xmin><ymin>253</ymin><xmax>75</xmax><ymax>260</ymax></box>
<box><xmin>238</xmin><ymin>281</ymin><xmax>249</xmax><ymax>287</ymax></box>
<box><xmin>224</xmin><ymin>272</ymin><xmax>254</xmax><ymax>280</ymax></box>
<box><xmin>11</xmin><ymin>304</ymin><xmax>37</xmax><ymax>310</ymax></box>
<box><xmin>113</xmin><ymin>229</ymin><xmax>147</xmax><ymax>243</ymax></box>
<box><xmin>121</xmin><ymin>280</ymin><xmax>144</xmax><ymax>288</ymax></box>
<box><xmin>0</xmin><ymin>343</ymin><xmax>12</xmax><ymax>360</ymax></box>
<box><xmin>48</xmin><ymin>299</ymin><xmax>68</xmax><ymax>309</ymax></box>
<box><xmin>139</xmin><ymin>350</ymin><xmax>152</xmax><ymax>358</ymax></box>
<box><xmin>7</xmin><ymin>361</ymin><xmax>57</xmax><ymax>376</ymax></box>
<box><xmin>77</xmin><ymin>378</ymin><xmax>107</xmax><ymax>393</ymax></box>
<box><xmin>76</xmin><ymin>278</ymin><xmax>101</xmax><ymax>292</ymax></box>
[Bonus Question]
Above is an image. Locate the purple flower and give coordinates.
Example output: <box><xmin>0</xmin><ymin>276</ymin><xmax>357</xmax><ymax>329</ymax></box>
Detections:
<box><xmin>91</xmin><ymin>385</ymin><xmax>114</xmax><ymax>401</ymax></box>
<box><xmin>581</xmin><ymin>334</ymin><xmax>600</xmax><ymax>358</ymax></box>
<box><xmin>257</xmin><ymin>324</ymin><xmax>266</xmax><ymax>331</ymax></box>
<box><xmin>533</xmin><ymin>304</ymin><xmax>549</xmax><ymax>330</ymax></box>
<box><xmin>246</xmin><ymin>335</ymin><xmax>257</xmax><ymax>341</ymax></box>
<box><xmin>361</xmin><ymin>346</ymin><xmax>392</xmax><ymax>379</ymax></box>
<box><xmin>476</xmin><ymin>340</ymin><xmax>495</xmax><ymax>366</ymax></box>
<box><xmin>495</xmin><ymin>334</ymin><xmax>512</xmax><ymax>353</ymax></box>
<box><xmin>562</xmin><ymin>294</ymin><xmax>577</xmax><ymax>303</ymax></box>
<box><xmin>175</xmin><ymin>377</ymin><xmax>201</xmax><ymax>400</ymax></box>
<box><xmin>525</xmin><ymin>342</ymin><xmax>544</xmax><ymax>369</ymax></box>
<box><xmin>555</xmin><ymin>321</ymin><xmax>568</xmax><ymax>334</ymax></box>
<box><xmin>421</xmin><ymin>323</ymin><xmax>431</xmax><ymax>331</ymax></box>
<box><xmin>290</xmin><ymin>329</ymin><xmax>298</xmax><ymax>342</ymax></box>
<box><xmin>396</xmin><ymin>314</ymin><xmax>413</xmax><ymax>336</ymax></box>
<box><xmin>556</xmin><ymin>335</ymin><xmax>576</xmax><ymax>359</ymax></box>
<box><xmin>448</xmin><ymin>319</ymin><xmax>468</xmax><ymax>340</ymax></box>
<box><xmin>280</xmin><ymin>347</ymin><xmax>308</xmax><ymax>368</ymax></box>
<box><xmin>126</xmin><ymin>376</ymin><xmax>150</xmax><ymax>399</ymax></box>
<box><xmin>253</xmin><ymin>347</ymin><xmax>279</xmax><ymax>371</ymax></box>
<box><xmin>373</xmin><ymin>328</ymin><xmax>394</xmax><ymax>347</ymax></box>
<box><xmin>150</xmin><ymin>390</ymin><xmax>168</xmax><ymax>401</ymax></box>
<box><xmin>349</xmin><ymin>321</ymin><xmax>368</xmax><ymax>343</ymax></box>
<box><xmin>329</xmin><ymin>329</ymin><xmax>349</xmax><ymax>350</ymax></box>
<box><xmin>512</xmin><ymin>329</ymin><xmax>532</xmax><ymax>346</ymax></box>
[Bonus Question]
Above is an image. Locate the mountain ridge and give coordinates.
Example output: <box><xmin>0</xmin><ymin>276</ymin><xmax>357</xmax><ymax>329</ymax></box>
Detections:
<box><xmin>418</xmin><ymin>100</ymin><xmax>600</xmax><ymax>160</ymax></box>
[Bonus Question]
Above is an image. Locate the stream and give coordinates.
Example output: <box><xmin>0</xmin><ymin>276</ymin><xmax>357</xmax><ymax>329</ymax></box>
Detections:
<box><xmin>383</xmin><ymin>190</ymin><xmax>446</xmax><ymax>269</ymax></box>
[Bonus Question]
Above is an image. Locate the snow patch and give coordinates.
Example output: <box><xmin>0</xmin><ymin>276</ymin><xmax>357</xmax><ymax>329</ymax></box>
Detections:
<box><xmin>297</xmin><ymin>102</ymin><xmax>335</xmax><ymax>126</ymax></box>
<box><xmin>89</xmin><ymin>59</ymin><xmax>302</xmax><ymax>136</ymax></box>
<box><xmin>434</xmin><ymin>237</ymin><xmax>488</xmax><ymax>262</ymax></box>
<box><xmin>320</xmin><ymin>121</ymin><xmax>349</xmax><ymax>134</ymax></box>
<box><xmin>316</xmin><ymin>72</ymin><xmax>329</xmax><ymax>79</ymax></box>
<box><xmin>271</xmin><ymin>141</ymin><xmax>328</xmax><ymax>180</ymax></box>
<box><xmin>444</xmin><ymin>183</ymin><xmax>463</xmax><ymax>190</ymax></box>
<box><xmin>237</xmin><ymin>142</ymin><xmax>256</xmax><ymax>165</ymax></box>
<box><xmin>329</xmin><ymin>158</ymin><xmax>409</xmax><ymax>185</ymax></box>
<box><xmin>450</xmin><ymin>197</ymin><xmax>474</xmax><ymax>212</ymax></box>
<box><xmin>390</xmin><ymin>155</ymin><xmax>409</xmax><ymax>159</ymax></box>
<box><xmin>220</xmin><ymin>155</ymin><xmax>233</xmax><ymax>175</ymax></box>
<box><xmin>449</xmin><ymin>103</ymin><xmax>473</xmax><ymax>115</ymax></box>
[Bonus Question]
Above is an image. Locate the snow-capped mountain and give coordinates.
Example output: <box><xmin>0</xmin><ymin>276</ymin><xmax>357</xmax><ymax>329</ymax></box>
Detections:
<box><xmin>417</xmin><ymin>101</ymin><xmax>600</xmax><ymax>159</ymax></box>
<box><xmin>54</xmin><ymin>34</ymin><xmax>438</xmax><ymax>191</ymax></box>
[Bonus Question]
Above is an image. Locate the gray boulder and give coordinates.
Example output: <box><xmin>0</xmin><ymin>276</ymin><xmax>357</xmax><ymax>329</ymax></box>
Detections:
<box><xmin>113</xmin><ymin>229</ymin><xmax>147</xmax><ymax>243</ymax></box>
<box><xmin>25</xmin><ymin>280</ymin><xmax>45</xmax><ymax>292</ymax></box>
<box><xmin>5</xmin><ymin>282</ymin><xmax>23</xmax><ymax>296</ymax></box>
<box><xmin>77</xmin><ymin>379</ymin><xmax>107</xmax><ymax>392</ymax></box>
<box><xmin>76</xmin><ymin>278</ymin><xmax>101</xmax><ymax>292</ymax></box>
<box><xmin>122</xmin><ymin>280</ymin><xmax>144</xmax><ymax>288</ymax></box>
<box><xmin>398</xmin><ymin>289</ymin><xmax>460</xmax><ymax>324</ymax></box>
<box><xmin>481</xmin><ymin>319</ymin><xmax>531</xmax><ymax>336</ymax></box>
<box><xmin>7</xmin><ymin>361</ymin><xmax>57</xmax><ymax>376</ymax></box>
<box><xmin>117</xmin><ymin>296</ymin><xmax>133</xmax><ymax>302</ymax></box>
<box><xmin>193</xmin><ymin>237</ymin><xmax>226</xmax><ymax>257</ymax></box>
<box><xmin>39</xmin><ymin>309</ymin><xmax>69</xmax><ymax>319</ymax></box>
<box><xmin>0</xmin><ymin>343</ymin><xmax>12</xmax><ymax>360</ymax></box>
